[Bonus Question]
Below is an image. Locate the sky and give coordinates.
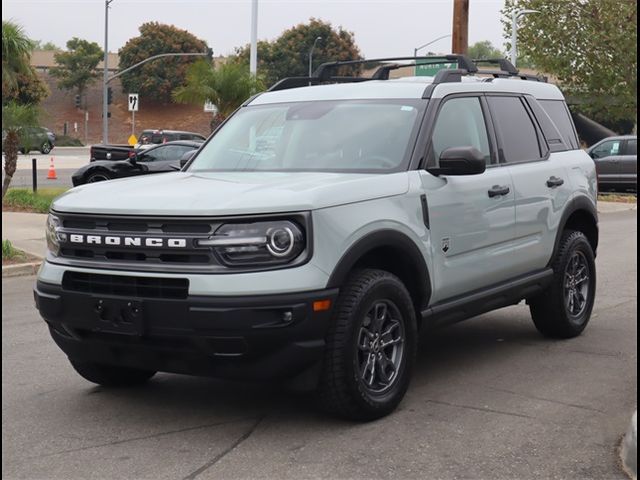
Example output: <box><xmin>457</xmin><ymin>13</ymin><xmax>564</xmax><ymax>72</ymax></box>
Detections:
<box><xmin>2</xmin><ymin>0</ymin><xmax>507</xmax><ymax>58</ymax></box>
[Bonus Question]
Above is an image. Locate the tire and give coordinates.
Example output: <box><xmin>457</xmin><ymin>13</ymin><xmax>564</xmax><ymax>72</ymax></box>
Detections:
<box><xmin>318</xmin><ymin>269</ymin><xmax>417</xmax><ymax>421</ymax></box>
<box><xmin>528</xmin><ymin>230</ymin><xmax>596</xmax><ymax>338</ymax></box>
<box><xmin>40</xmin><ymin>142</ymin><xmax>51</xmax><ymax>154</ymax></box>
<box><xmin>70</xmin><ymin>360</ymin><xmax>156</xmax><ymax>387</ymax></box>
<box><xmin>86</xmin><ymin>171</ymin><xmax>111</xmax><ymax>183</ymax></box>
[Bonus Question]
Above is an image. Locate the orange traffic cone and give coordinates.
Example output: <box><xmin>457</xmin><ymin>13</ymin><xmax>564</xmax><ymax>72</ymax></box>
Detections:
<box><xmin>47</xmin><ymin>157</ymin><xmax>57</xmax><ymax>180</ymax></box>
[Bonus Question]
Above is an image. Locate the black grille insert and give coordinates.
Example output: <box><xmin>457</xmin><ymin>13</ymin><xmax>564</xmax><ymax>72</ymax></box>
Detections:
<box><xmin>62</xmin><ymin>272</ymin><xmax>189</xmax><ymax>299</ymax></box>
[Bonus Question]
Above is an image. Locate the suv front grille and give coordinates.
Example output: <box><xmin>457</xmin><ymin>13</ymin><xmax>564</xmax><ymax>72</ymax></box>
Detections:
<box><xmin>62</xmin><ymin>271</ymin><xmax>189</xmax><ymax>299</ymax></box>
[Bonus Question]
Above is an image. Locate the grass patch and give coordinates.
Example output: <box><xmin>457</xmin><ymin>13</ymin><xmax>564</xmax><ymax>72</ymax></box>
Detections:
<box><xmin>598</xmin><ymin>193</ymin><xmax>637</xmax><ymax>204</ymax></box>
<box><xmin>55</xmin><ymin>135</ymin><xmax>84</xmax><ymax>147</ymax></box>
<box><xmin>2</xmin><ymin>187</ymin><xmax>68</xmax><ymax>213</ymax></box>
<box><xmin>2</xmin><ymin>239</ymin><xmax>25</xmax><ymax>261</ymax></box>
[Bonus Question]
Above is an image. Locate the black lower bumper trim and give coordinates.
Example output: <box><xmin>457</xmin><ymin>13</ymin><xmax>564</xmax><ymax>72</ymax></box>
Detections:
<box><xmin>35</xmin><ymin>281</ymin><xmax>338</xmax><ymax>380</ymax></box>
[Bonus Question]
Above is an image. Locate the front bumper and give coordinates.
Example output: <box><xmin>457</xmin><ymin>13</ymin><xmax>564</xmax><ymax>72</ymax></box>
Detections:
<box><xmin>35</xmin><ymin>280</ymin><xmax>338</xmax><ymax>380</ymax></box>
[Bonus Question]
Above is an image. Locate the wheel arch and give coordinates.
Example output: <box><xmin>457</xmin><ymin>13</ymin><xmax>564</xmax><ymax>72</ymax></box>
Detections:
<box><xmin>326</xmin><ymin>230</ymin><xmax>432</xmax><ymax>320</ymax></box>
<box><xmin>552</xmin><ymin>196</ymin><xmax>599</xmax><ymax>262</ymax></box>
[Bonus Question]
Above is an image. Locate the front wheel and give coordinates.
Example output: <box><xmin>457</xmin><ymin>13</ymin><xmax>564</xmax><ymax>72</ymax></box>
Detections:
<box><xmin>528</xmin><ymin>230</ymin><xmax>596</xmax><ymax>338</ymax></box>
<box><xmin>87</xmin><ymin>171</ymin><xmax>111</xmax><ymax>183</ymax></box>
<box><xmin>70</xmin><ymin>360</ymin><xmax>156</xmax><ymax>387</ymax></box>
<box><xmin>318</xmin><ymin>269</ymin><xmax>417</xmax><ymax>421</ymax></box>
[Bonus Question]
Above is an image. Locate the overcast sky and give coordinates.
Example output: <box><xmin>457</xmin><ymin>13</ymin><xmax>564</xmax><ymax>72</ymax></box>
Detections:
<box><xmin>3</xmin><ymin>0</ymin><xmax>506</xmax><ymax>58</ymax></box>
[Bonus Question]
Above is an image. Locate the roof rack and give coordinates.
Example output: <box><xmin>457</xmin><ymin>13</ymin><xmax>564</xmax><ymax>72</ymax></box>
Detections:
<box><xmin>267</xmin><ymin>54</ymin><xmax>546</xmax><ymax>92</ymax></box>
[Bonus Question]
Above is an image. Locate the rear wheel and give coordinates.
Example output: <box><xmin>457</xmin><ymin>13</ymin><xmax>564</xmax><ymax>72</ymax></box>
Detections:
<box><xmin>318</xmin><ymin>269</ymin><xmax>417</xmax><ymax>421</ymax></box>
<box><xmin>70</xmin><ymin>360</ymin><xmax>156</xmax><ymax>387</ymax></box>
<box><xmin>528</xmin><ymin>230</ymin><xmax>596</xmax><ymax>338</ymax></box>
<box><xmin>40</xmin><ymin>142</ymin><xmax>52</xmax><ymax>154</ymax></box>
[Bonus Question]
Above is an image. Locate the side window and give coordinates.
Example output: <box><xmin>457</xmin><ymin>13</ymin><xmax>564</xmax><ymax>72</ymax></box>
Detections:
<box><xmin>429</xmin><ymin>97</ymin><xmax>491</xmax><ymax>166</ymax></box>
<box><xmin>625</xmin><ymin>139</ymin><xmax>637</xmax><ymax>156</ymax></box>
<box><xmin>139</xmin><ymin>148</ymin><xmax>164</xmax><ymax>162</ymax></box>
<box><xmin>488</xmin><ymin>96</ymin><xmax>542</xmax><ymax>164</ymax></box>
<box><xmin>539</xmin><ymin>100</ymin><xmax>579</xmax><ymax>150</ymax></box>
<box><xmin>591</xmin><ymin>140</ymin><xmax>622</xmax><ymax>159</ymax></box>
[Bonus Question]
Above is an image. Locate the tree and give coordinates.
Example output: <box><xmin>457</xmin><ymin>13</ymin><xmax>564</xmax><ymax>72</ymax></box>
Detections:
<box><xmin>2</xmin><ymin>103</ymin><xmax>39</xmax><ymax>198</ymax></box>
<box><xmin>119</xmin><ymin>22</ymin><xmax>208</xmax><ymax>104</ymax></box>
<box><xmin>467</xmin><ymin>41</ymin><xmax>503</xmax><ymax>59</ymax></box>
<box><xmin>33</xmin><ymin>40</ymin><xmax>60</xmax><ymax>51</ymax></box>
<box><xmin>4</xmin><ymin>66</ymin><xmax>49</xmax><ymax>105</ymax></box>
<box><xmin>502</xmin><ymin>0</ymin><xmax>637</xmax><ymax>126</ymax></box>
<box><xmin>2</xmin><ymin>21</ymin><xmax>35</xmax><ymax>99</ymax></box>
<box><xmin>173</xmin><ymin>60</ymin><xmax>264</xmax><ymax>131</ymax></box>
<box><xmin>50</xmin><ymin>37</ymin><xmax>103</xmax><ymax>108</ymax></box>
<box><xmin>235</xmin><ymin>18</ymin><xmax>363</xmax><ymax>87</ymax></box>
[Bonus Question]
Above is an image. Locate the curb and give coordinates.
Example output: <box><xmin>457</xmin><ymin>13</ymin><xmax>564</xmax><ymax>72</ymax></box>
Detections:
<box><xmin>621</xmin><ymin>411</ymin><xmax>637</xmax><ymax>480</ymax></box>
<box><xmin>598</xmin><ymin>201</ymin><xmax>637</xmax><ymax>214</ymax></box>
<box><xmin>1</xmin><ymin>261</ymin><xmax>42</xmax><ymax>278</ymax></box>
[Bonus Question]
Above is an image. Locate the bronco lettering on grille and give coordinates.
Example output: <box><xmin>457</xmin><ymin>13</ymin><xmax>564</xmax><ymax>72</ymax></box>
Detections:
<box><xmin>67</xmin><ymin>234</ymin><xmax>187</xmax><ymax>248</ymax></box>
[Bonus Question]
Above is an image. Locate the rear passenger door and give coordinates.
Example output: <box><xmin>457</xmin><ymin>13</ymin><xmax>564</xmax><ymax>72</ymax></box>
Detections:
<box><xmin>420</xmin><ymin>95</ymin><xmax>516</xmax><ymax>302</ymax></box>
<box><xmin>620</xmin><ymin>138</ymin><xmax>637</xmax><ymax>187</ymax></box>
<box><xmin>487</xmin><ymin>95</ymin><xmax>573</xmax><ymax>275</ymax></box>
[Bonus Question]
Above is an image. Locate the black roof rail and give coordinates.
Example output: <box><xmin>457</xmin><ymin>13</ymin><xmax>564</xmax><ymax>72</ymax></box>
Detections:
<box><xmin>471</xmin><ymin>58</ymin><xmax>519</xmax><ymax>75</ymax></box>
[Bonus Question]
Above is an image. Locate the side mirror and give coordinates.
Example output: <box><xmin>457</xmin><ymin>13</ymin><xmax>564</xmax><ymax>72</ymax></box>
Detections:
<box><xmin>180</xmin><ymin>150</ymin><xmax>195</xmax><ymax>168</ymax></box>
<box><xmin>128</xmin><ymin>152</ymin><xmax>138</xmax><ymax>165</ymax></box>
<box><xmin>429</xmin><ymin>146</ymin><xmax>486</xmax><ymax>176</ymax></box>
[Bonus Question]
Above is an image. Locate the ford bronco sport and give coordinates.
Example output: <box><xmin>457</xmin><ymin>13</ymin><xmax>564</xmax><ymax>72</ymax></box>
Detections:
<box><xmin>34</xmin><ymin>56</ymin><xmax>598</xmax><ymax>421</ymax></box>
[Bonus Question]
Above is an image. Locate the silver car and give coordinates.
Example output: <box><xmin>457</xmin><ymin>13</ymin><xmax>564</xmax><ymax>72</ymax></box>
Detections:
<box><xmin>587</xmin><ymin>135</ymin><xmax>637</xmax><ymax>191</ymax></box>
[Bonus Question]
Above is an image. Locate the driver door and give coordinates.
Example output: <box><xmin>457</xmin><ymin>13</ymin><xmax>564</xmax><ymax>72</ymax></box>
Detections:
<box><xmin>420</xmin><ymin>95</ymin><xmax>516</xmax><ymax>303</ymax></box>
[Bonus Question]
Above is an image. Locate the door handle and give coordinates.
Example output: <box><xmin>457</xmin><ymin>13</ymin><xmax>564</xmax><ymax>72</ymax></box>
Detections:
<box><xmin>546</xmin><ymin>176</ymin><xmax>565</xmax><ymax>188</ymax></box>
<box><xmin>488</xmin><ymin>185</ymin><xmax>510</xmax><ymax>197</ymax></box>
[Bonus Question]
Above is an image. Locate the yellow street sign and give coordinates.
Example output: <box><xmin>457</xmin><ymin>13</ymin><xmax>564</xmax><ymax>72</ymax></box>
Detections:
<box><xmin>128</xmin><ymin>134</ymin><xmax>137</xmax><ymax>146</ymax></box>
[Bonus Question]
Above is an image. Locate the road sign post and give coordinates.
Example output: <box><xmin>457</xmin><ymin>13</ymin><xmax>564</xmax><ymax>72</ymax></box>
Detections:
<box><xmin>128</xmin><ymin>93</ymin><xmax>139</xmax><ymax>136</ymax></box>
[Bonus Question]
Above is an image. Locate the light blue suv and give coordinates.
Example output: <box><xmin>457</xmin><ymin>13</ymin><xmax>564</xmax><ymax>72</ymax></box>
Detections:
<box><xmin>34</xmin><ymin>56</ymin><xmax>598</xmax><ymax>420</ymax></box>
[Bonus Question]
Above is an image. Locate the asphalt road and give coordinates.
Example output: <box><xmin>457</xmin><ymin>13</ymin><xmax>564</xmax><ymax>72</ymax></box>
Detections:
<box><xmin>2</xmin><ymin>210</ymin><xmax>637</xmax><ymax>480</ymax></box>
<box><xmin>3</xmin><ymin>147</ymin><xmax>89</xmax><ymax>188</ymax></box>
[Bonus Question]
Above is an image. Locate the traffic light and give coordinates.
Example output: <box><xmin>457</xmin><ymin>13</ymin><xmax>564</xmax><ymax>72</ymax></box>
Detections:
<box><xmin>74</xmin><ymin>94</ymin><xmax>81</xmax><ymax>108</ymax></box>
<box><xmin>205</xmin><ymin>47</ymin><xmax>213</xmax><ymax>61</ymax></box>
<box><xmin>107</xmin><ymin>87</ymin><xmax>113</xmax><ymax>105</ymax></box>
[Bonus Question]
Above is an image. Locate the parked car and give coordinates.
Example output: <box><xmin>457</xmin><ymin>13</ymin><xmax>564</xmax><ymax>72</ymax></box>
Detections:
<box><xmin>2</xmin><ymin>126</ymin><xmax>56</xmax><ymax>154</ymax></box>
<box><xmin>73</xmin><ymin>140</ymin><xmax>202</xmax><ymax>186</ymax></box>
<box><xmin>587</xmin><ymin>135</ymin><xmax>637</xmax><ymax>191</ymax></box>
<box><xmin>135</xmin><ymin>129</ymin><xmax>206</xmax><ymax>149</ymax></box>
<box><xmin>89</xmin><ymin>130</ymin><xmax>207</xmax><ymax>161</ymax></box>
<box><xmin>35</xmin><ymin>55</ymin><xmax>599</xmax><ymax>421</ymax></box>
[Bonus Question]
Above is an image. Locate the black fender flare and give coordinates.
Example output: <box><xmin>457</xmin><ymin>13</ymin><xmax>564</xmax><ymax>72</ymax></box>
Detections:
<box><xmin>550</xmin><ymin>195</ymin><xmax>599</xmax><ymax>263</ymax></box>
<box><xmin>326</xmin><ymin>229</ymin><xmax>432</xmax><ymax>309</ymax></box>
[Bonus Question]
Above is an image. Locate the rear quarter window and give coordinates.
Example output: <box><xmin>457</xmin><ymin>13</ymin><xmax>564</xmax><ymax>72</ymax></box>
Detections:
<box><xmin>539</xmin><ymin>100</ymin><xmax>579</xmax><ymax>150</ymax></box>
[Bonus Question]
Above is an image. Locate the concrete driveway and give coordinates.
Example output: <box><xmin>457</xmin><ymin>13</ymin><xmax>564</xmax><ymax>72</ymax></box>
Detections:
<box><xmin>2</xmin><ymin>210</ymin><xmax>636</xmax><ymax>480</ymax></box>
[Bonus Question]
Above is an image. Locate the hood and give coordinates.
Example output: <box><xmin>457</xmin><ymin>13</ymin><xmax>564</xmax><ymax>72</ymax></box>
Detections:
<box><xmin>52</xmin><ymin>171</ymin><xmax>409</xmax><ymax>216</ymax></box>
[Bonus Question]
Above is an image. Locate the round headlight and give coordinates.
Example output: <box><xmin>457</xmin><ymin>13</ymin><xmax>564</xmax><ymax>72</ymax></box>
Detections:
<box><xmin>266</xmin><ymin>227</ymin><xmax>295</xmax><ymax>257</ymax></box>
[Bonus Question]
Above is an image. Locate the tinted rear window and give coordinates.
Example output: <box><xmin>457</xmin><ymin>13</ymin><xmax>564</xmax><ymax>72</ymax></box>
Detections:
<box><xmin>625</xmin><ymin>139</ymin><xmax>637</xmax><ymax>156</ymax></box>
<box><xmin>488</xmin><ymin>96</ymin><xmax>542</xmax><ymax>164</ymax></box>
<box><xmin>539</xmin><ymin>100</ymin><xmax>579</xmax><ymax>150</ymax></box>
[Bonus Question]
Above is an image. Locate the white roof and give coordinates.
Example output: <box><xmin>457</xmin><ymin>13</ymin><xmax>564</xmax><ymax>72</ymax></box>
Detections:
<box><xmin>249</xmin><ymin>74</ymin><xmax>565</xmax><ymax>105</ymax></box>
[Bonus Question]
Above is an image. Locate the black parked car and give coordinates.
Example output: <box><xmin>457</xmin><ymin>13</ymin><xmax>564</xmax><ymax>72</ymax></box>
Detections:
<box><xmin>72</xmin><ymin>141</ymin><xmax>201</xmax><ymax>186</ymax></box>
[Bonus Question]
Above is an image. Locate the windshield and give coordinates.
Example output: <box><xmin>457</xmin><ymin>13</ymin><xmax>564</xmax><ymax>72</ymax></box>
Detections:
<box><xmin>187</xmin><ymin>99</ymin><xmax>426</xmax><ymax>173</ymax></box>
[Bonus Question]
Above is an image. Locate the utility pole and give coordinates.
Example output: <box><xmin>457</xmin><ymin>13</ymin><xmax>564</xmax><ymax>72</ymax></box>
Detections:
<box><xmin>102</xmin><ymin>0</ymin><xmax>114</xmax><ymax>145</ymax></box>
<box><xmin>451</xmin><ymin>0</ymin><xmax>469</xmax><ymax>55</ymax></box>
<box><xmin>511</xmin><ymin>9</ymin><xmax>539</xmax><ymax>67</ymax></box>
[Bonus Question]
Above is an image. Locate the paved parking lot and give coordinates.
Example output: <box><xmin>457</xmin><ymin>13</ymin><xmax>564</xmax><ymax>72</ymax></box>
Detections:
<box><xmin>2</xmin><ymin>210</ymin><xmax>636</xmax><ymax>480</ymax></box>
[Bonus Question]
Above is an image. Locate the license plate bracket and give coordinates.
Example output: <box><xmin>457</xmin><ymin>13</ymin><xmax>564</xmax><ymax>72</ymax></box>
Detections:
<box><xmin>93</xmin><ymin>298</ymin><xmax>145</xmax><ymax>336</ymax></box>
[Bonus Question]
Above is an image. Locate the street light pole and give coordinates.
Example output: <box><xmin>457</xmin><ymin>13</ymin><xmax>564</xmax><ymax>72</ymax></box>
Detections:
<box><xmin>309</xmin><ymin>36</ymin><xmax>322</xmax><ymax>78</ymax></box>
<box><xmin>102</xmin><ymin>0</ymin><xmax>114</xmax><ymax>145</ymax></box>
<box><xmin>249</xmin><ymin>0</ymin><xmax>258</xmax><ymax>76</ymax></box>
<box><xmin>413</xmin><ymin>34</ymin><xmax>453</xmax><ymax>57</ymax></box>
<box><xmin>511</xmin><ymin>9</ymin><xmax>539</xmax><ymax>67</ymax></box>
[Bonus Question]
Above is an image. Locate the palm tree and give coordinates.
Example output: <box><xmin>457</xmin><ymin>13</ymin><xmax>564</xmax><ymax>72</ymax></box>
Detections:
<box><xmin>173</xmin><ymin>61</ymin><xmax>264</xmax><ymax>131</ymax></box>
<box><xmin>2</xmin><ymin>103</ymin><xmax>39</xmax><ymax>198</ymax></box>
<box><xmin>2</xmin><ymin>20</ymin><xmax>35</xmax><ymax>98</ymax></box>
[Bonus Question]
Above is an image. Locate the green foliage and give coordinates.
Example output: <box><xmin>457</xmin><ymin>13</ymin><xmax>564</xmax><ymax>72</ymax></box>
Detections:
<box><xmin>119</xmin><ymin>22</ymin><xmax>208</xmax><ymax>104</ymax></box>
<box><xmin>33</xmin><ymin>40</ymin><xmax>60</xmax><ymax>51</ymax></box>
<box><xmin>2</xmin><ymin>103</ymin><xmax>40</xmax><ymax>198</ymax></box>
<box><xmin>234</xmin><ymin>18</ymin><xmax>363</xmax><ymax>87</ymax></box>
<box><xmin>502</xmin><ymin>0</ymin><xmax>637</xmax><ymax>124</ymax></box>
<box><xmin>173</xmin><ymin>60</ymin><xmax>264</xmax><ymax>125</ymax></box>
<box><xmin>2</xmin><ymin>188</ymin><xmax>68</xmax><ymax>213</ymax></box>
<box><xmin>55</xmin><ymin>135</ymin><xmax>84</xmax><ymax>147</ymax></box>
<box><xmin>2</xmin><ymin>20</ymin><xmax>36</xmax><ymax>99</ymax></box>
<box><xmin>4</xmin><ymin>66</ymin><xmax>49</xmax><ymax>105</ymax></box>
<box><xmin>468</xmin><ymin>40</ymin><xmax>504</xmax><ymax>59</ymax></box>
<box><xmin>50</xmin><ymin>38</ymin><xmax>103</xmax><ymax>102</ymax></box>
<box><xmin>2</xmin><ymin>239</ymin><xmax>25</xmax><ymax>260</ymax></box>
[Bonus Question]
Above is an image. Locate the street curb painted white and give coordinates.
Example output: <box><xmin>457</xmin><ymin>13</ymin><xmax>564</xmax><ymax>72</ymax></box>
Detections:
<box><xmin>621</xmin><ymin>410</ymin><xmax>637</xmax><ymax>480</ymax></box>
<box><xmin>1</xmin><ymin>261</ymin><xmax>41</xmax><ymax>278</ymax></box>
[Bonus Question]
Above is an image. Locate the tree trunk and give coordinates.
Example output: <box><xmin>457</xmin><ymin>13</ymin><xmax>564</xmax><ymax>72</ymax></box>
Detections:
<box><xmin>2</xmin><ymin>130</ymin><xmax>19</xmax><ymax>199</ymax></box>
<box><xmin>2</xmin><ymin>175</ymin><xmax>13</xmax><ymax>199</ymax></box>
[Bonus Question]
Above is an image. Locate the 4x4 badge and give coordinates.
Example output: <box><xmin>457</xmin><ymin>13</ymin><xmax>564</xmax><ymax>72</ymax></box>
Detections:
<box><xmin>441</xmin><ymin>237</ymin><xmax>451</xmax><ymax>254</ymax></box>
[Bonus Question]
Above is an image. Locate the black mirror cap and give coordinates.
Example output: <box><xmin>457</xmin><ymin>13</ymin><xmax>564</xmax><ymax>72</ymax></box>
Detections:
<box><xmin>430</xmin><ymin>146</ymin><xmax>486</xmax><ymax>176</ymax></box>
<box><xmin>180</xmin><ymin>150</ymin><xmax>196</xmax><ymax>168</ymax></box>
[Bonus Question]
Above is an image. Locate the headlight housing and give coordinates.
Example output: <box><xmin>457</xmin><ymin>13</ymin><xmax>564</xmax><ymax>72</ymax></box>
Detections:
<box><xmin>198</xmin><ymin>220</ymin><xmax>306</xmax><ymax>267</ymax></box>
<box><xmin>45</xmin><ymin>213</ymin><xmax>65</xmax><ymax>256</ymax></box>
